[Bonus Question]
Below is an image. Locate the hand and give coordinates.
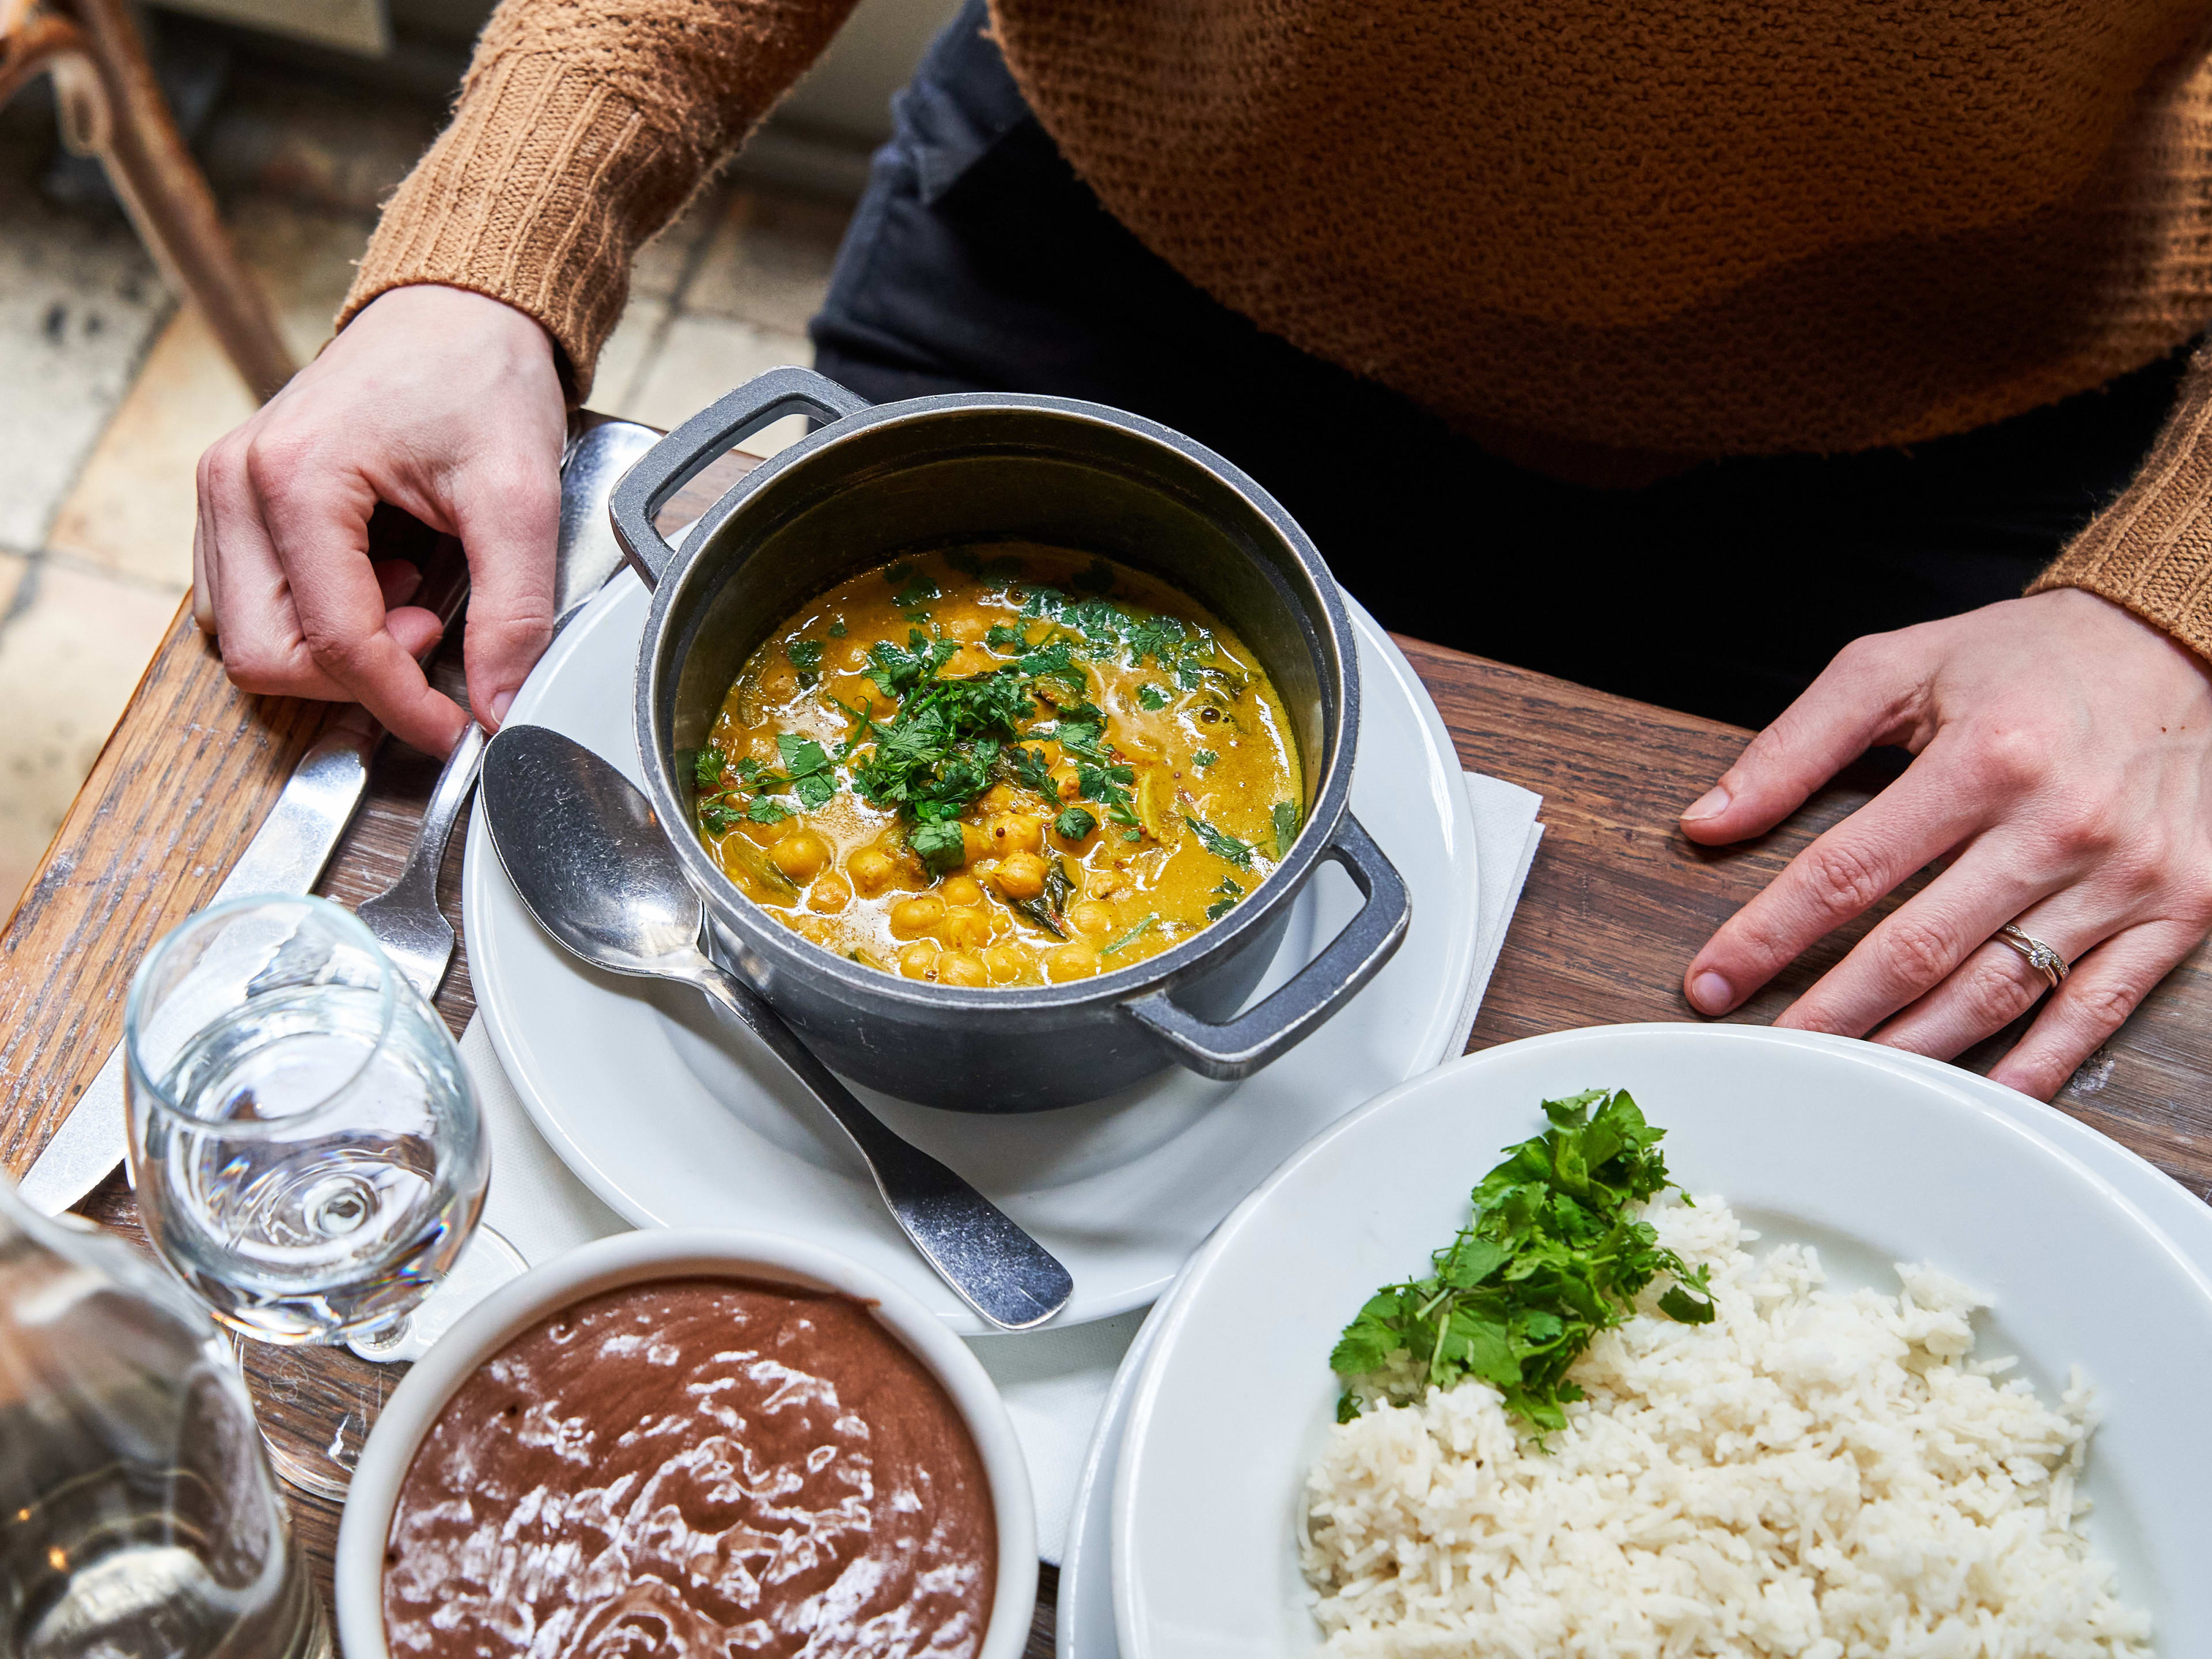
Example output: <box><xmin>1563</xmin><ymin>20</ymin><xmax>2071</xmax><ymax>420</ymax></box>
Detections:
<box><xmin>194</xmin><ymin>284</ymin><xmax>568</xmax><ymax>755</ymax></box>
<box><xmin>1679</xmin><ymin>588</ymin><xmax>2212</xmax><ymax>1099</ymax></box>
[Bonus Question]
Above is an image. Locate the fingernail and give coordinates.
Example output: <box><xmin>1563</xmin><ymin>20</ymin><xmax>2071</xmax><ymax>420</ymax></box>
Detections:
<box><xmin>490</xmin><ymin>690</ymin><xmax>514</xmax><ymax>726</ymax></box>
<box><xmin>1681</xmin><ymin>785</ymin><xmax>1732</xmax><ymax>823</ymax></box>
<box><xmin>1688</xmin><ymin>971</ymin><xmax>1734</xmax><ymax>1014</ymax></box>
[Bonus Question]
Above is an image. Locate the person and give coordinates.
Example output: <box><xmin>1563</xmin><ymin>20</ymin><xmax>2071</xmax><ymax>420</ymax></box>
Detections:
<box><xmin>194</xmin><ymin>0</ymin><xmax>2212</xmax><ymax>1101</ymax></box>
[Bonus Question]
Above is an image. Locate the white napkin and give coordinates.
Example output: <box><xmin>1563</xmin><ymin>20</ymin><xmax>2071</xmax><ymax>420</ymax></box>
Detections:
<box><xmin>442</xmin><ymin>770</ymin><xmax>1543</xmax><ymax>1562</ymax></box>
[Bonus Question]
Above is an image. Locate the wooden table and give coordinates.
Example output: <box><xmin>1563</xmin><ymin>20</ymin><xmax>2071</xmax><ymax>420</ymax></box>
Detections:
<box><xmin>6</xmin><ymin>456</ymin><xmax>2210</xmax><ymax>1656</ymax></box>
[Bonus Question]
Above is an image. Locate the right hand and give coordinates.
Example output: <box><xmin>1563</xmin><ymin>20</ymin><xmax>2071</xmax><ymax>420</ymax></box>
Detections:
<box><xmin>194</xmin><ymin>283</ymin><xmax>569</xmax><ymax>755</ymax></box>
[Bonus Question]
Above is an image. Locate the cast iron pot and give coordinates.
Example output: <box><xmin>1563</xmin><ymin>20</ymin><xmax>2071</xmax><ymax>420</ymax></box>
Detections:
<box><xmin>611</xmin><ymin>366</ymin><xmax>1407</xmax><ymax>1112</ymax></box>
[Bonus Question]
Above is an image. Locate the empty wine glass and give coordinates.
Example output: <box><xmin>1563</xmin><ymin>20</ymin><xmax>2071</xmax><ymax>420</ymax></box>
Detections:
<box><xmin>124</xmin><ymin>894</ymin><xmax>487</xmax><ymax>1495</ymax></box>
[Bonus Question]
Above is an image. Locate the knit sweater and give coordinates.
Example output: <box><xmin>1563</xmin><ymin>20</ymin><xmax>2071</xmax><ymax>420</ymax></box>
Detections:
<box><xmin>342</xmin><ymin>0</ymin><xmax>2212</xmax><ymax>658</ymax></box>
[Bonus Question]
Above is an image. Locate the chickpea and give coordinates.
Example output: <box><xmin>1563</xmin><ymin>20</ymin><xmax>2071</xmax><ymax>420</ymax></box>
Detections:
<box><xmin>982</xmin><ymin>945</ymin><xmax>1030</xmax><ymax>984</ymax></box>
<box><xmin>1048</xmin><ymin>761</ymin><xmax>1081</xmax><ymax>801</ymax></box>
<box><xmin>808</xmin><ymin>872</ymin><xmax>852</xmax><ymax>914</ymax></box>
<box><xmin>959</xmin><ymin>821</ymin><xmax>992</xmax><ymax>866</ymax></box>
<box><xmin>995</xmin><ymin>851</ymin><xmax>1049</xmax><ymax>902</ymax></box>
<box><xmin>760</xmin><ymin>665</ymin><xmax>798</xmax><ymax>703</ymax></box>
<box><xmin>848</xmin><ymin>847</ymin><xmax>896</xmax><ymax>896</ymax></box>
<box><xmin>889</xmin><ymin>893</ymin><xmax>948</xmax><ymax>939</ymax></box>
<box><xmin>1069</xmin><ymin>900</ymin><xmax>1115</xmax><ymax>937</ymax></box>
<box><xmin>898</xmin><ymin>941</ymin><xmax>941</xmax><ymax>979</ymax></box>
<box><xmin>941</xmin><ymin>874</ymin><xmax>984</xmax><ymax>907</ymax></box>
<box><xmin>1044</xmin><ymin>942</ymin><xmax>1100</xmax><ymax>982</ymax></box>
<box><xmin>988</xmin><ymin>813</ymin><xmax>1044</xmax><ymax>856</ymax></box>
<box><xmin>770</xmin><ymin>828</ymin><xmax>831</xmax><ymax>883</ymax></box>
<box><xmin>941</xmin><ymin>610</ymin><xmax>989</xmax><ymax>642</ymax></box>
<box><xmin>941</xmin><ymin>910</ymin><xmax>993</xmax><ymax>950</ymax></box>
<box><xmin>938</xmin><ymin>952</ymin><xmax>988</xmax><ymax>987</ymax></box>
<box><xmin>976</xmin><ymin>783</ymin><xmax>1018</xmax><ymax>816</ymax></box>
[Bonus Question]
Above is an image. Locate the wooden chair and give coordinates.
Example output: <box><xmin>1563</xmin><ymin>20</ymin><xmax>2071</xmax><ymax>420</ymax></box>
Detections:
<box><xmin>2</xmin><ymin>0</ymin><xmax>296</xmax><ymax>401</ymax></box>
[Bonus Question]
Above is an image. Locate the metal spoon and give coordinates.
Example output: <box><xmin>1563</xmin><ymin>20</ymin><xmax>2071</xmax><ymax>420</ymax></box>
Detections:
<box><xmin>478</xmin><ymin>723</ymin><xmax>1076</xmax><ymax>1332</ymax></box>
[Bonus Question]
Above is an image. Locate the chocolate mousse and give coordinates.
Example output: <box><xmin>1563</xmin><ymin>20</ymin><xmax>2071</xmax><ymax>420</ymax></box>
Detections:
<box><xmin>382</xmin><ymin>1277</ymin><xmax>997</xmax><ymax>1657</ymax></box>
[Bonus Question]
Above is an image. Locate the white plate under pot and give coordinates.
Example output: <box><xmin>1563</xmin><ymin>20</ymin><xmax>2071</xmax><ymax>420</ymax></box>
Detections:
<box><xmin>1112</xmin><ymin>1022</ymin><xmax>2212</xmax><ymax>1659</ymax></box>
<box><xmin>462</xmin><ymin>571</ymin><xmax>1480</xmax><ymax>1334</ymax></box>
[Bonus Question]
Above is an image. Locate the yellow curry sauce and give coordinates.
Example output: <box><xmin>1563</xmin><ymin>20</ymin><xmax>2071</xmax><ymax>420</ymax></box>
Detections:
<box><xmin>692</xmin><ymin>545</ymin><xmax>1303</xmax><ymax>986</ymax></box>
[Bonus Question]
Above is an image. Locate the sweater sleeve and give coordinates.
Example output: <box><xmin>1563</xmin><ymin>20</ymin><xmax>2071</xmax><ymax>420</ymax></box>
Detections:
<box><xmin>2029</xmin><ymin>340</ymin><xmax>2212</xmax><ymax>660</ymax></box>
<box><xmin>338</xmin><ymin>0</ymin><xmax>860</xmax><ymax>400</ymax></box>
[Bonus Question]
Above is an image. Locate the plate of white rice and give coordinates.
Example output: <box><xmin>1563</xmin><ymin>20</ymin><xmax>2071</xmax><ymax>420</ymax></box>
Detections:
<box><xmin>1112</xmin><ymin>1024</ymin><xmax>2212</xmax><ymax>1659</ymax></box>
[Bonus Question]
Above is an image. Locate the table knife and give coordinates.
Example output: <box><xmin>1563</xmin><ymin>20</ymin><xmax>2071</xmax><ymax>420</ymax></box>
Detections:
<box><xmin>15</xmin><ymin>531</ymin><xmax>472</xmax><ymax>1217</ymax></box>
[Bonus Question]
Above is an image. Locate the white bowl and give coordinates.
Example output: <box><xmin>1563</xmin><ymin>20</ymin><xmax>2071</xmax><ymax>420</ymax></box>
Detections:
<box><xmin>335</xmin><ymin>1228</ymin><xmax>1037</xmax><ymax>1658</ymax></box>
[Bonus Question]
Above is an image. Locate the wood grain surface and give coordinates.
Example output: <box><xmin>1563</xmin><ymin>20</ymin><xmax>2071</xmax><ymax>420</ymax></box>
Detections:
<box><xmin>6</xmin><ymin>456</ymin><xmax>2209</xmax><ymax>1656</ymax></box>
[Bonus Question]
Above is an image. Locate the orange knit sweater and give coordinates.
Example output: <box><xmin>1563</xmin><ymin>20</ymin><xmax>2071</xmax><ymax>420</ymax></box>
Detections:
<box><xmin>342</xmin><ymin>0</ymin><xmax>2212</xmax><ymax>658</ymax></box>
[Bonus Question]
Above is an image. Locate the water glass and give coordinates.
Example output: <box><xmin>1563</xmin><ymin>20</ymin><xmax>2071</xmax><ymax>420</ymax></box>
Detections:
<box><xmin>123</xmin><ymin>895</ymin><xmax>487</xmax><ymax>1490</ymax></box>
<box><xmin>1</xmin><ymin>1173</ymin><xmax>331</xmax><ymax>1659</ymax></box>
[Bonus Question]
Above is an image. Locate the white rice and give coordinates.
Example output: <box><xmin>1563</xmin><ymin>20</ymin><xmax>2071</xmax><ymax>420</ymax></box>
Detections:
<box><xmin>1300</xmin><ymin>1196</ymin><xmax>2152</xmax><ymax>1658</ymax></box>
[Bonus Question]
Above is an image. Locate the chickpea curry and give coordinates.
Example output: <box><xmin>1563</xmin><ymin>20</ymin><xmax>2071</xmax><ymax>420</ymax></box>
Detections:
<box><xmin>690</xmin><ymin>545</ymin><xmax>1304</xmax><ymax>986</ymax></box>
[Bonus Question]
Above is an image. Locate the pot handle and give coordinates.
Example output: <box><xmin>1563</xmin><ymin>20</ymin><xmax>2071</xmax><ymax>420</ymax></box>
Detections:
<box><xmin>1122</xmin><ymin>812</ymin><xmax>1410</xmax><ymax>1081</ymax></box>
<box><xmin>609</xmin><ymin>365</ymin><xmax>870</xmax><ymax>589</ymax></box>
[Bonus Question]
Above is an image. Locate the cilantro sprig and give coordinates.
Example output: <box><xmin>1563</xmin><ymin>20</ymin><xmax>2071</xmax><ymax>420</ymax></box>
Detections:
<box><xmin>1330</xmin><ymin>1089</ymin><xmax>1714</xmax><ymax>1436</ymax></box>
<box><xmin>1184</xmin><ymin>814</ymin><xmax>1254</xmax><ymax>869</ymax></box>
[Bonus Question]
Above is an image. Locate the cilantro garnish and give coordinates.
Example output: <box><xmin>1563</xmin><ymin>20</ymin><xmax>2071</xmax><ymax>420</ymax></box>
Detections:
<box><xmin>1204</xmin><ymin>876</ymin><xmax>1243</xmax><ymax>921</ymax></box>
<box><xmin>828</xmin><ymin>619</ymin><xmax>847</xmax><ymax>638</ymax></box>
<box><xmin>907</xmin><ymin>819</ymin><xmax>967</xmax><ymax>874</ymax></box>
<box><xmin>1184</xmin><ymin>814</ymin><xmax>1254</xmax><ymax>869</ymax></box>
<box><xmin>1054</xmin><ymin>805</ymin><xmax>1097</xmax><ymax>841</ymax></box>
<box><xmin>1329</xmin><ymin>1089</ymin><xmax>1714</xmax><ymax>1436</ymax></box>
<box><xmin>1193</xmin><ymin>749</ymin><xmax>1219</xmax><ymax>768</ymax></box>
<box><xmin>745</xmin><ymin>797</ymin><xmax>791</xmax><ymax>825</ymax></box>
<box><xmin>1137</xmin><ymin>683</ymin><xmax>1169</xmax><ymax>711</ymax></box>
<box><xmin>787</xmin><ymin>639</ymin><xmax>824</xmax><ymax>676</ymax></box>
<box><xmin>698</xmin><ymin>799</ymin><xmax>740</xmax><ymax>835</ymax></box>
<box><xmin>1012</xmin><ymin>744</ymin><xmax>1057</xmax><ymax>796</ymax></box>
<box><xmin>1077</xmin><ymin>759</ymin><xmax>1137</xmax><ymax>809</ymax></box>
<box><xmin>843</xmin><ymin>615</ymin><xmax>1107</xmax><ymax>865</ymax></box>
<box><xmin>694</xmin><ymin>744</ymin><xmax>727</xmax><ymax>788</ymax></box>
<box><xmin>1272</xmin><ymin>800</ymin><xmax>1300</xmax><ymax>858</ymax></box>
<box><xmin>986</xmin><ymin>623</ymin><xmax>1028</xmax><ymax>653</ymax></box>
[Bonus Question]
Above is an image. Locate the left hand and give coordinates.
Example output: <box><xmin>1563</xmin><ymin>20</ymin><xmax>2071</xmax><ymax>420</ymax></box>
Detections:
<box><xmin>1678</xmin><ymin>587</ymin><xmax>2212</xmax><ymax>1099</ymax></box>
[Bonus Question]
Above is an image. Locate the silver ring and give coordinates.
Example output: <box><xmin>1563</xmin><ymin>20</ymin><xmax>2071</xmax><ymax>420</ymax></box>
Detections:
<box><xmin>1995</xmin><ymin>922</ymin><xmax>2069</xmax><ymax>990</ymax></box>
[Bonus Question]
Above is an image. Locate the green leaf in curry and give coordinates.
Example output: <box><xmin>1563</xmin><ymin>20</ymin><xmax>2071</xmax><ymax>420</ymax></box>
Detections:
<box><xmin>1054</xmin><ymin>805</ymin><xmax>1097</xmax><ymax>842</ymax></box>
<box><xmin>1204</xmin><ymin>876</ymin><xmax>1244</xmax><ymax>921</ymax></box>
<box><xmin>1272</xmin><ymin>800</ymin><xmax>1301</xmax><ymax>858</ymax></box>
<box><xmin>787</xmin><ymin>639</ymin><xmax>824</xmax><ymax>678</ymax></box>
<box><xmin>907</xmin><ymin>818</ymin><xmax>967</xmax><ymax>874</ymax></box>
<box><xmin>1007</xmin><ymin>855</ymin><xmax>1076</xmax><ymax>938</ymax></box>
<box><xmin>1184</xmin><ymin>814</ymin><xmax>1255</xmax><ymax>869</ymax></box>
<box><xmin>1137</xmin><ymin>683</ymin><xmax>1169</xmax><ymax>710</ymax></box>
<box><xmin>1329</xmin><ymin>1088</ymin><xmax>1715</xmax><ymax>1435</ymax></box>
<box><xmin>694</xmin><ymin>744</ymin><xmax>728</xmax><ymax>788</ymax></box>
<box><xmin>1098</xmin><ymin>914</ymin><xmax>1157</xmax><ymax>957</ymax></box>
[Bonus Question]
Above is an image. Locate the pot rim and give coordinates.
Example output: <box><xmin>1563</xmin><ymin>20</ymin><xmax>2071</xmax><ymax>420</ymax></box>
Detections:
<box><xmin>332</xmin><ymin>1227</ymin><xmax>1038</xmax><ymax>1659</ymax></box>
<box><xmin>632</xmin><ymin>392</ymin><xmax>1363</xmax><ymax>1016</ymax></box>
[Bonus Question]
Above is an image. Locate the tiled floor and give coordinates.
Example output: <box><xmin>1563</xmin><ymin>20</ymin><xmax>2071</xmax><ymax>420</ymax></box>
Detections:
<box><xmin>0</xmin><ymin>84</ymin><xmax>849</xmax><ymax>921</ymax></box>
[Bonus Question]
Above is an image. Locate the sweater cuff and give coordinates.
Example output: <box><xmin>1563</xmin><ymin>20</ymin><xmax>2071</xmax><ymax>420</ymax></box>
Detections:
<box><xmin>2029</xmin><ymin>354</ymin><xmax>2212</xmax><ymax>661</ymax></box>
<box><xmin>338</xmin><ymin>54</ymin><xmax>701</xmax><ymax>401</ymax></box>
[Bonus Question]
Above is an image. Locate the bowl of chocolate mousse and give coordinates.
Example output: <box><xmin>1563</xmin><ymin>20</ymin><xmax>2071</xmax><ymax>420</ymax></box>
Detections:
<box><xmin>335</xmin><ymin>1229</ymin><xmax>1036</xmax><ymax>1659</ymax></box>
